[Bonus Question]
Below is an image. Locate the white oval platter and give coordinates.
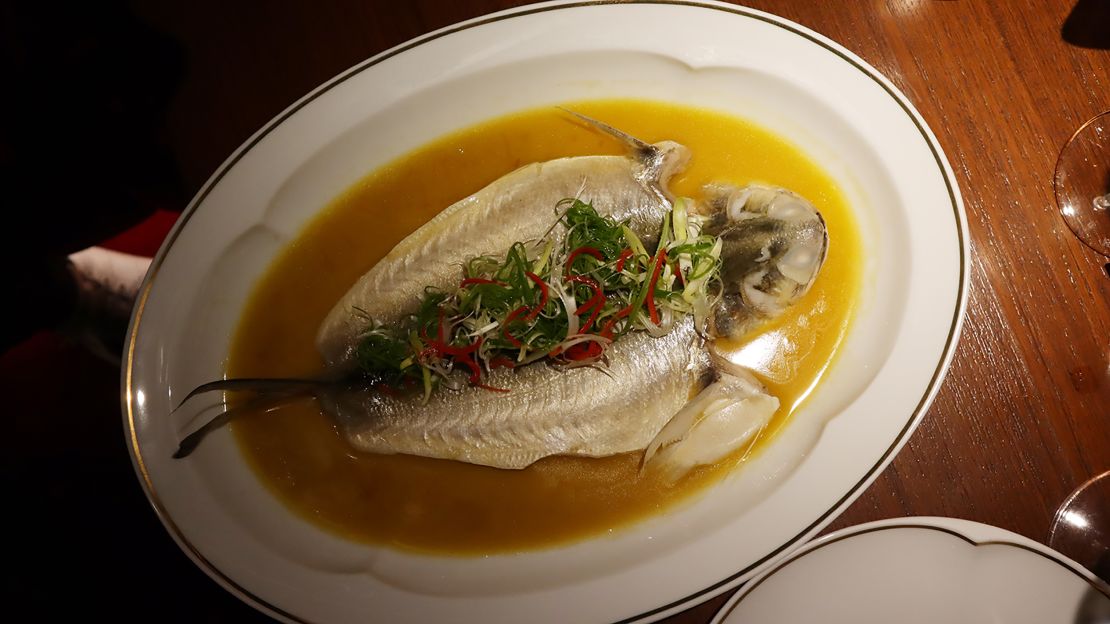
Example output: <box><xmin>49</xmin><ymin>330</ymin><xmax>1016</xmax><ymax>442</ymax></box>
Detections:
<box><xmin>124</xmin><ymin>1</ymin><xmax>968</xmax><ymax>622</ymax></box>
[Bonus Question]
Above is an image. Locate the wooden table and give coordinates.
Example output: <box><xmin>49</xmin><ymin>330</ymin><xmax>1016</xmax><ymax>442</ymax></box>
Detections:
<box><xmin>4</xmin><ymin>1</ymin><xmax>1107</xmax><ymax>621</ymax></box>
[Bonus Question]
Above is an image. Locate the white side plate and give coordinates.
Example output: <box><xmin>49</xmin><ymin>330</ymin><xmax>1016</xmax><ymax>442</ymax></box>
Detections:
<box><xmin>713</xmin><ymin>517</ymin><xmax>1110</xmax><ymax>624</ymax></box>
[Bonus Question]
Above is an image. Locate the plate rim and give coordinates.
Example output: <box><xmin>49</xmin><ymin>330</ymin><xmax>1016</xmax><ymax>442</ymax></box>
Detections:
<box><xmin>121</xmin><ymin>1</ymin><xmax>970</xmax><ymax>622</ymax></box>
<box><xmin>710</xmin><ymin>516</ymin><xmax>1110</xmax><ymax>623</ymax></box>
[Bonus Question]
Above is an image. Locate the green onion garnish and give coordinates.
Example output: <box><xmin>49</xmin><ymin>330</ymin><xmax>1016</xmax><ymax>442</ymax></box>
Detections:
<box><xmin>354</xmin><ymin>198</ymin><xmax>723</xmax><ymax>398</ymax></box>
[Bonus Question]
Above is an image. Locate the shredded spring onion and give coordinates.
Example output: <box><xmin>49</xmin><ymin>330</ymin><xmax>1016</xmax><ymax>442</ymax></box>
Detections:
<box><xmin>354</xmin><ymin>198</ymin><xmax>723</xmax><ymax>397</ymax></box>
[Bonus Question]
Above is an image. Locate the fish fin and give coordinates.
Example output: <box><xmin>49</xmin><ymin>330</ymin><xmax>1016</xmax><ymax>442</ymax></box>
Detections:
<box><xmin>558</xmin><ymin>107</ymin><xmax>657</xmax><ymax>156</ymax></box>
<box><xmin>559</xmin><ymin>108</ymin><xmax>690</xmax><ymax>207</ymax></box>
<box><xmin>641</xmin><ymin>372</ymin><xmax>779</xmax><ymax>479</ymax></box>
<box><xmin>172</xmin><ymin>377</ymin><xmax>334</xmax><ymax>458</ymax></box>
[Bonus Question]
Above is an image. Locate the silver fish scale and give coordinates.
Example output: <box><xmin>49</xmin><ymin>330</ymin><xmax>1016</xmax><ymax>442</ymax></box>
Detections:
<box><xmin>328</xmin><ymin>319</ymin><xmax>710</xmax><ymax>469</ymax></box>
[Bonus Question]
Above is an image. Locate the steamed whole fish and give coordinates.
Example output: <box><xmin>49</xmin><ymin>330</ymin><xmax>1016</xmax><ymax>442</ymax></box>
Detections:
<box><xmin>176</xmin><ymin>114</ymin><xmax>828</xmax><ymax>477</ymax></box>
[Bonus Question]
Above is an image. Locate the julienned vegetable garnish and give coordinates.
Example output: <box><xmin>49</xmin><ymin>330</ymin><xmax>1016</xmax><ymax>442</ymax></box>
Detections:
<box><xmin>354</xmin><ymin>197</ymin><xmax>724</xmax><ymax>400</ymax></box>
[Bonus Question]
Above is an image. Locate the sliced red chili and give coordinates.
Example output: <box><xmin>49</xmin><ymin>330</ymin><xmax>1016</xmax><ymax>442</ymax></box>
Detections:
<box><xmin>566</xmin><ymin>274</ymin><xmax>605</xmax><ymax>333</ymax></box>
<box><xmin>580</xmin><ymin>297</ymin><xmax>605</xmax><ymax>333</ymax></box>
<box><xmin>460</xmin><ymin>277</ymin><xmax>507</xmax><ymax>287</ymax></box>
<box><xmin>645</xmin><ymin>250</ymin><xmax>666</xmax><ymax>325</ymax></box>
<box><xmin>418</xmin><ymin>307</ymin><xmax>449</xmax><ymax>349</ymax></box>
<box><xmin>502</xmin><ymin>305</ymin><xmax>530</xmax><ymax>348</ymax></box>
<box><xmin>459</xmin><ymin>356</ymin><xmax>480</xmax><ymax>380</ymax></box>
<box><xmin>564</xmin><ymin>340</ymin><xmax>603</xmax><ymax>361</ymax></box>
<box><xmin>489</xmin><ymin>356</ymin><xmax>516</xmax><ymax>370</ymax></box>
<box><xmin>566</xmin><ymin>246</ymin><xmax>604</xmax><ymax>273</ymax></box>
<box><xmin>566</xmin><ymin>274</ymin><xmax>601</xmax><ymax>291</ymax></box>
<box><xmin>523</xmin><ymin>271</ymin><xmax>549</xmax><ymax>321</ymax></box>
<box><xmin>615</xmin><ymin>247</ymin><xmax>634</xmax><ymax>273</ymax></box>
<box><xmin>458</xmin><ymin>355</ymin><xmax>509</xmax><ymax>393</ymax></box>
<box><xmin>580</xmin><ymin>300</ymin><xmax>604</xmax><ymax>333</ymax></box>
<box><xmin>599</xmin><ymin>305</ymin><xmax>633</xmax><ymax>339</ymax></box>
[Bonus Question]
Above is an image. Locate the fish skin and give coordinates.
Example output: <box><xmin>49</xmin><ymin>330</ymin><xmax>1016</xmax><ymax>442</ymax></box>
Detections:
<box><xmin>315</xmin><ymin>142</ymin><xmax>690</xmax><ymax>370</ymax></box>
<box><xmin>322</xmin><ymin>319</ymin><xmax>710</xmax><ymax>469</ymax></box>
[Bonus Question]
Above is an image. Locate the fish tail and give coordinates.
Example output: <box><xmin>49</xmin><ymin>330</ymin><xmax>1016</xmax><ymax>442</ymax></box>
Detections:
<box><xmin>173</xmin><ymin>395</ymin><xmax>279</xmax><ymax>458</ymax></box>
<box><xmin>172</xmin><ymin>377</ymin><xmax>331</xmax><ymax>458</ymax></box>
<box><xmin>172</xmin><ymin>377</ymin><xmax>328</xmax><ymax>411</ymax></box>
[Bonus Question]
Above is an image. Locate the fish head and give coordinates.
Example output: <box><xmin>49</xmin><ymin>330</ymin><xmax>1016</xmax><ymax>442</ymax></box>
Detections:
<box><xmin>702</xmin><ymin>184</ymin><xmax>829</xmax><ymax>340</ymax></box>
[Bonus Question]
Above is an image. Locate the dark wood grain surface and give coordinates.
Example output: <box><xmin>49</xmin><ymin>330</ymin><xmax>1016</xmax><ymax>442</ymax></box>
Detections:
<box><xmin>4</xmin><ymin>1</ymin><xmax>1107</xmax><ymax>621</ymax></box>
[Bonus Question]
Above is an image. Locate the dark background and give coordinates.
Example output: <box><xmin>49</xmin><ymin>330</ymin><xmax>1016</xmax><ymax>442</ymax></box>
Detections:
<box><xmin>0</xmin><ymin>1</ymin><xmax>443</xmax><ymax>620</ymax></box>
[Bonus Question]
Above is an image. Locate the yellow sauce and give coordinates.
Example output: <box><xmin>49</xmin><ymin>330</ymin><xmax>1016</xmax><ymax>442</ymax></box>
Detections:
<box><xmin>228</xmin><ymin>100</ymin><xmax>862</xmax><ymax>555</ymax></box>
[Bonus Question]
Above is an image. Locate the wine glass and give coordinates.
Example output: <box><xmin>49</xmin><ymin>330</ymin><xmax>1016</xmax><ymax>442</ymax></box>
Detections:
<box><xmin>1054</xmin><ymin>109</ymin><xmax>1110</xmax><ymax>261</ymax></box>
<box><xmin>1049</xmin><ymin>109</ymin><xmax>1110</xmax><ymax>587</ymax></box>
<box><xmin>1049</xmin><ymin>470</ymin><xmax>1110</xmax><ymax>585</ymax></box>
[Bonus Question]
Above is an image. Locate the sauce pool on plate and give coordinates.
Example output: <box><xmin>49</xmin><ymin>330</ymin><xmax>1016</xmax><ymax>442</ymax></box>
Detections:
<box><xmin>227</xmin><ymin>99</ymin><xmax>862</xmax><ymax>554</ymax></box>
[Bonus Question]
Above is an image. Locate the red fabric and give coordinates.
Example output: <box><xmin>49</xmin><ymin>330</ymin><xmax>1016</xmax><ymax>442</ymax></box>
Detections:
<box><xmin>98</xmin><ymin>208</ymin><xmax>182</xmax><ymax>257</ymax></box>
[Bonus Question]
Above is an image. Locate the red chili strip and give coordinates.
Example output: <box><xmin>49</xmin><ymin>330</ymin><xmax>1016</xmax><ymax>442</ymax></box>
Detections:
<box><xmin>566</xmin><ymin>274</ymin><xmax>605</xmax><ymax>333</ymax></box>
<box><xmin>419</xmin><ymin>306</ymin><xmax>448</xmax><ymax>344</ymax></box>
<box><xmin>460</xmin><ymin>277</ymin><xmax>507</xmax><ymax>287</ymax></box>
<box><xmin>523</xmin><ymin>271</ymin><xmax>549</xmax><ymax>321</ymax></box>
<box><xmin>458</xmin><ymin>355</ymin><xmax>509</xmax><ymax>393</ymax></box>
<box><xmin>502</xmin><ymin>305</ymin><xmax>530</xmax><ymax>347</ymax></box>
<box><xmin>580</xmin><ymin>300</ymin><xmax>604</xmax><ymax>333</ymax></box>
<box><xmin>615</xmin><ymin>247</ymin><xmax>634</xmax><ymax>273</ymax></box>
<box><xmin>566</xmin><ymin>246</ymin><xmax>604</xmax><ymax>273</ymax></box>
<box><xmin>599</xmin><ymin>305</ymin><xmax>633</xmax><ymax>339</ymax></box>
<box><xmin>564</xmin><ymin>340</ymin><xmax>603</xmax><ymax>361</ymax></box>
<box><xmin>566</xmin><ymin>274</ymin><xmax>601</xmax><ymax>290</ymax></box>
<box><xmin>645</xmin><ymin>250</ymin><xmax>666</xmax><ymax>325</ymax></box>
<box><xmin>671</xmin><ymin>259</ymin><xmax>685</xmax><ymax>287</ymax></box>
<box><xmin>489</xmin><ymin>356</ymin><xmax>516</xmax><ymax>370</ymax></box>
